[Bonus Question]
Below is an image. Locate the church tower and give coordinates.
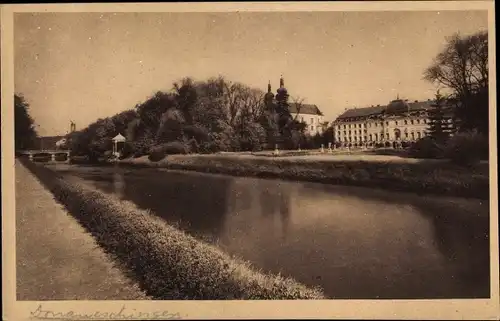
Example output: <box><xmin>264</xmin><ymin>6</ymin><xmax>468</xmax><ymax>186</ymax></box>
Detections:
<box><xmin>275</xmin><ymin>74</ymin><xmax>289</xmax><ymax>107</ymax></box>
<box><xmin>277</xmin><ymin>74</ymin><xmax>287</xmax><ymax>93</ymax></box>
<box><xmin>264</xmin><ymin>80</ymin><xmax>275</xmax><ymax>108</ymax></box>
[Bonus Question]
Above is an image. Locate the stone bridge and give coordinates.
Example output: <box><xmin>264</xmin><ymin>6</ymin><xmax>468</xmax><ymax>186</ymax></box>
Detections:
<box><xmin>18</xmin><ymin>150</ymin><xmax>71</xmax><ymax>162</ymax></box>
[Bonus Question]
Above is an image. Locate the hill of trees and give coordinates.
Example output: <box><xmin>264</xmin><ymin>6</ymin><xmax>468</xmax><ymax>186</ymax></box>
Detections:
<box><xmin>69</xmin><ymin>76</ymin><xmax>332</xmax><ymax>161</ymax></box>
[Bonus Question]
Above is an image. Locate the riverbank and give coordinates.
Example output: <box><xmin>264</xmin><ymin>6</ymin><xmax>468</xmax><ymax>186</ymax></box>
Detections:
<box><xmin>118</xmin><ymin>154</ymin><xmax>489</xmax><ymax>199</ymax></box>
<box><xmin>20</xmin><ymin>159</ymin><xmax>325</xmax><ymax>300</ymax></box>
<box><xmin>15</xmin><ymin>161</ymin><xmax>149</xmax><ymax>300</ymax></box>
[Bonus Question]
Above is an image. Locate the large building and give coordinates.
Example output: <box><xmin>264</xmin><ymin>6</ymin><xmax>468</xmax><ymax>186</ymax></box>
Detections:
<box><xmin>332</xmin><ymin>97</ymin><xmax>454</xmax><ymax>148</ymax></box>
<box><xmin>265</xmin><ymin>76</ymin><xmax>325</xmax><ymax>136</ymax></box>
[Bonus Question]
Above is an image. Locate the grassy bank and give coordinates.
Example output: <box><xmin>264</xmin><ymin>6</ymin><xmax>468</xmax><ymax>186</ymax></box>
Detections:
<box><xmin>119</xmin><ymin>154</ymin><xmax>489</xmax><ymax>199</ymax></box>
<box><xmin>20</xmin><ymin>159</ymin><xmax>325</xmax><ymax>300</ymax></box>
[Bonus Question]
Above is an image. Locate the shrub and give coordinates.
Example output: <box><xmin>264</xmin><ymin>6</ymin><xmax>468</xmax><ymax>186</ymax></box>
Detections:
<box><xmin>120</xmin><ymin>142</ymin><xmax>136</xmax><ymax>159</ymax></box>
<box><xmin>444</xmin><ymin>131</ymin><xmax>488</xmax><ymax>166</ymax></box>
<box><xmin>148</xmin><ymin>141</ymin><xmax>187</xmax><ymax>162</ymax></box>
<box><xmin>408</xmin><ymin>137</ymin><xmax>444</xmax><ymax>159</ymax></box>
<box><xmin>186</xmin><ymin>138</ymin><xmax>199</xmax><ymax>154</ymax></box>
<box><xmin>183</xmin><ymin>125</ymin><xmax>210</xmax><ymax>143</ymax></box>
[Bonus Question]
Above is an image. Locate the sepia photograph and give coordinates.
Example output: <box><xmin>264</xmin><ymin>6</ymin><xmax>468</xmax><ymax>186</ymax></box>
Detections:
<box><xmin>2</xmin><ymin>2</ymin><xmax>499</xmax><ymax>320</ymax></box>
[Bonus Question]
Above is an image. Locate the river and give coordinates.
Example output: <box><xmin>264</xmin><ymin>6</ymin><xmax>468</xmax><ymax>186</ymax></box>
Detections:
<box><xmin>47</xmin><ymin>163</ymin><xmax>490</xmax><ymax>299</ymax></box>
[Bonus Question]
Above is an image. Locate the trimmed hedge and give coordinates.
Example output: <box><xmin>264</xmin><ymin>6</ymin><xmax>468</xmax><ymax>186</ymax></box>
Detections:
<box><xmin>119</xmin><ymin>154</ymin><xmax>489</xmax><ymax>200</ymax></box>
<box><xmin>21</xmin><ymin>159</ymin><xmax>324</xmax><ymax>300</ymax></box>
<box><xmin>148</xmin><ymin>141</ymin><xmax>187</xmax><ymax>162</ymax></box>
<box><xmin>443</xmin><ymin>131</ymin><xmax>489</xmax><ymax>166</ymax></box>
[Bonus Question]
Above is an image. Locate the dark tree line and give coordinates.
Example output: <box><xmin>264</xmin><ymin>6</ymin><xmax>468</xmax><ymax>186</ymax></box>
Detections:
<box><xmin>14</xmin><ymin>94</ymin><xmax>38</xmax><ymax>151</ymax></box>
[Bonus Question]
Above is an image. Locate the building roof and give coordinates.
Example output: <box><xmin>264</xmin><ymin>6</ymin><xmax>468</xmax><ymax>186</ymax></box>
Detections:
<box><xmin>336</xmin><ymin>99</ymin><xmax>436</xmax><ymax>120</ymax></box>
<box><xmin>112</xmin><ymin>133</ymin><xmax>126</xmax><ymax>142</ymax></box>
<box><xmin>288</xmin><ymin>103</ymin><xmax>323</xmax><ymax>116</ymax></box>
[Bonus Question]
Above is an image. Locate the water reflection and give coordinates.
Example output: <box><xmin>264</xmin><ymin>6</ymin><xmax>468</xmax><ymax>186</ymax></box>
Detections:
<box><xmin>66</xmin><ymin>167</ymin><xmax>231</xmax><ymax>241</ymax></box>
<box><xmin>256</xmin><ymin>184</ymin><xmax>292</xmax><ymax>240</ymax></box>
<box><xmin>50</xmin><ymin>164</ymin><xmax>490</xmax><ymax>299</ymax></box>
<box><xmin>113</xmin><ymin>168</ymin><xmax>125</xmax><ymax>200</ymax></box>
<box><xmin>299</xmin><ymin>182</ymin><xmax>490</xmax><ymax>297</ymax></box>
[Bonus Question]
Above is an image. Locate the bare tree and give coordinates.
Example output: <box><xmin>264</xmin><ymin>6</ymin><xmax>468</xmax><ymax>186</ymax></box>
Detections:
<box><xmin>424</xmin><ymin>31</ymin><xmax>488</xmax><ymax>98</ymax></box>
<box><xmin>423</xmin><ymin>31</ymin><xmax>488</xmax><ymax>133</ymax></box>
<box><xmin>290</xmin><ymin>96</ymin><xmax>305</xmax><ymax>122</ymax></box>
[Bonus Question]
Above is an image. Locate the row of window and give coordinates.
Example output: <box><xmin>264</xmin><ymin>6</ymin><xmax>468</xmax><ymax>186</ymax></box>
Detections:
<box><xmin>339</xmin><ymin>131</ymin><xmax>425</xmax><ymax>143</ymax></box>
<box><xmin>338</xmin><ymin>128</ymin><xmax>425</xmax><ymax>136</ymax></box>
<box><xmin>308</xmin><ymin>126</ymin><xmax>323</xmax><ymax>133</ymax></box>
<box><xmin>337</xmin><ymin>119</ymin><xmax>429</xmax><ymax>130</ymax></box>
<box><xmin>300</xmin><ymin>116</ymin><xmax>321</xmax><ymax>125</ymax></box>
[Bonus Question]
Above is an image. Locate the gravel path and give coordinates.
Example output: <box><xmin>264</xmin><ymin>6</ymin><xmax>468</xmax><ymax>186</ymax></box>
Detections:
<box><xmin>15</xmin><ymin>161</ymin><xmax>149</xmax><ymax>300</ymax></box>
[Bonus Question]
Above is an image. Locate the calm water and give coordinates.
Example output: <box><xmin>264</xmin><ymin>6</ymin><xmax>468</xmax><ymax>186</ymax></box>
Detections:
<box><xmin>49</xmin><ymin>164</ymin><xmax>490</xmax><ymax>299</ymax></box>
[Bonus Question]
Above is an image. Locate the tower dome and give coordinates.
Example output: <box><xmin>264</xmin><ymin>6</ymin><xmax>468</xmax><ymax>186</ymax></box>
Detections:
<box><xmin>385</xmin><ymin>98</ymin><xmax>410</xmax><ymax>114</ymax></box>
<box><xmin>276</xmin><ymin>75</ymin><xmax>288</xmax><ymax>95</ymax></box>
<box><xmin>264</xmin><ymin>80</ymin><xmax>275</xmax><ymax>102</ymax></box>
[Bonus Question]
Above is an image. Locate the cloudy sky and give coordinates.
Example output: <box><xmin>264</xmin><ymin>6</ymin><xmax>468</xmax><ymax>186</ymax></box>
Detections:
<box><xmin>14</xmin><ymin>10</ymin><xmax>487</xmax><ymax>136</ymax></box>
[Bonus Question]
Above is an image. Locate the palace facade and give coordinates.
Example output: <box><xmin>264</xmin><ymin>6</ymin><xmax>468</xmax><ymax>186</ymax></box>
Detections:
<box><xmin>332</xmin><ymin>98</ymin><xmax>454</xmax><ymax>148</ymax></box>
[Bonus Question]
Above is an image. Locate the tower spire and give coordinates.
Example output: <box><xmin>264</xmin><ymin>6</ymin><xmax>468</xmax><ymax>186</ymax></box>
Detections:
<box><xmin>268</xmin><ymin>80</ymin><xmax>272</xmax><ymax>93</ymax></box>
<box><xmin>280</xmin><ymin>74</ymin><xmax>284</xmax><ymax>88</ymax></box>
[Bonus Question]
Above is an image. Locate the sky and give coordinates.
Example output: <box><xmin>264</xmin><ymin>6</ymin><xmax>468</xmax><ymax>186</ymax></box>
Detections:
<box><xmin>14</xmin><ymin>11</ymin><xmax>488</xmax><ymax>136</ymax></box>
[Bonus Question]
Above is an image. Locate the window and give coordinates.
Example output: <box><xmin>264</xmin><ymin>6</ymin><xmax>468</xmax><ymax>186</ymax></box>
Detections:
<box><xmin>410</xmin><ymin>119</ymin><xmax>414</xmax><ymax>125</ymax></box>
<box><xmin>386</xmin><ymin>133</ymin><xmax>390</xmax><ymax>140</ymax></box>
<box><xmin>349</xmin><ymin>124</ymin><xmax>351</xmax><ymax>129</ymax></box>
<box><xmin>338</xmin><ymin>131</ymin><xmax>341</xmax><ymax>137</ymax></box>
<box><xmin>310</xmin><ymin>125</ymin><xmax>314</xmax><ymax>131</ymax></box>
<box><xmin>344</xmin><ymin>131</ymin><xmax>346</xmax><ymax>136</ymax></box>
<box><xmin>405</xmin><ymin>132</ymin><xmax>408</xmax><ymax>138</ymax></box>
<box><xmin>369</xmin><ymin>134</ymin><xmax>372</xmax><ymax>141</ymax></box>
<box><xmin>310</xmin><ymin>118</ymin><xmax>314</xmax><ymax>124</ymax></box>
<box><xmin>375</xmin><ymin>123</ymin><xmax>378</xmax><ymax>127</ymax></box>
<box><xmin>417</xmin><ymin>132</ymin><xmax>421</xmax><ymax>139</ymax></box>
<box><xmin>344</xmin><ymin>124</ymin><xmax>346</xmax><ymax>129</ymax></box>
<box><xmin>349</xmin><ymin>130</ymin><xmax>351</xmax><ymax>135</ymax></box>
<box><xmin>374</xmin><ymin>134</ymin><xmax>378</xmax><ymax>141</ymax></box>
<box><xmin>359</xmin><ymin>130</ymin><xmax>362</xmax><ymax>134</ymax></box>
<box><xmin>411</xmin><ymin>132</ymin><xmax>415</xmax><ymax>140</ymax></box>
<box><xmin>301</xmin><ymin>116</ymin><xmax>304</xmax><ymax>122</ymax></box>
<box><xmin>380</xmin><ymin>122</ymin><xmax>384</xmax><ymax>126</ymax></box>
<box><xmin>395</xmin><ymin>121</ymin><xmax>398</xmax><ymax>125</ymax></box>
<box><xmin>354</xmin><ymin>136</ymin><xmax>358</xmax><ymax>142</ymax></box>
<box><xmin>363</xmin><ymin>136</ymin><xmax>367</xmax><ymax>141</ymax></box>
<box><xmin>404</xmin><ymin>120</ymin><xmax>408</xmax><ymax>125</ymax></box>
<box><xmin>417</xmin><ymin>119</ymin><xmax>420</xmax><ymax>124</ymax></box>
<box><xmin>359</xmin><ymin>124</ymin><xmax>362</xmax><ymax>128</ymax></box>
<box><xmin>386</xmin><ymin>121</ymin><xmax>389</xmax><ymax>126</ymax></box>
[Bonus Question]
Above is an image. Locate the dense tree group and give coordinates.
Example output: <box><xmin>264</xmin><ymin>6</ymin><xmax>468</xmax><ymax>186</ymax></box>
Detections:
<box><xmin>14</xmin><ymin>94</ymin><xmax>38</xmax><ymax>151</ymax></box>
<box><xmin>69</xmin><ymin>76</ymin><xmax>332</xmax><ymax>160</ymax></box>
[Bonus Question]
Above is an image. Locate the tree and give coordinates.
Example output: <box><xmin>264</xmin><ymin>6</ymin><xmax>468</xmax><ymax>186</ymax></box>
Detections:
<box><xmin>14</xmin><ymin>94</ymin><xmax>37</xmax><ymax>151</ymax></box>
<box><xmin>427</xmin><ymin>90</ymin><xmax>452</xmax><ymax>142</ymax></box>
<box><xmin>424</xmin><ymin>31</ymin><xmax>488</xmax><ymax>135</ymax></box>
